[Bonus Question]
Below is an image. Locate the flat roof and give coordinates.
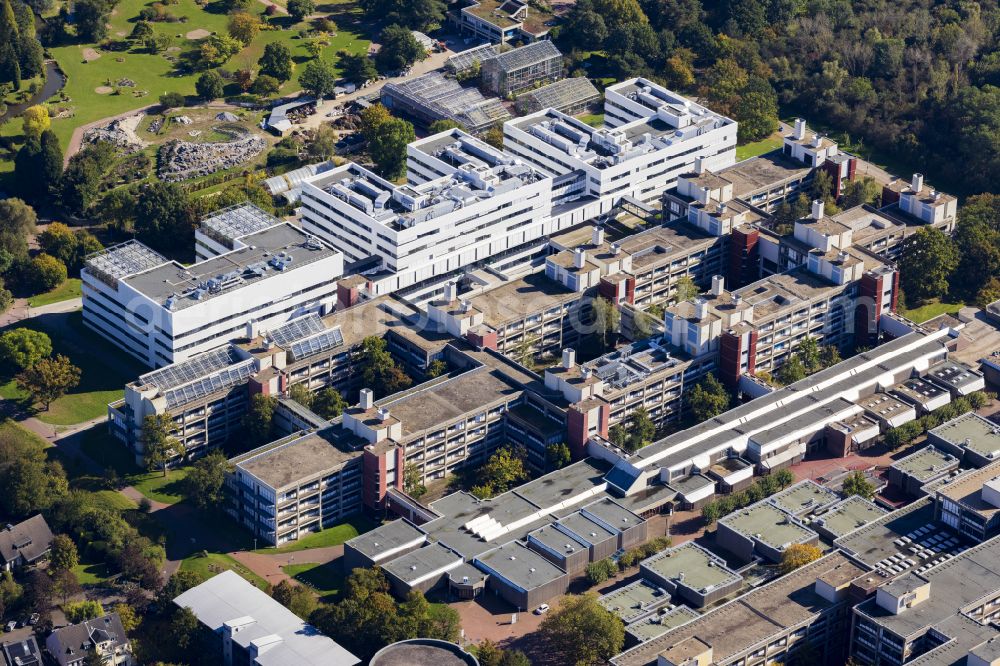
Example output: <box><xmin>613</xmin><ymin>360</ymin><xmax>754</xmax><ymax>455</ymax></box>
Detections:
<box><xmin>381</xmin><ymin>542</ymin><xmax>463</xmax><ymax>584</ymax></box>
<box><xmin>612</xmin><ymin>552</ymin><xmax>867</xmax><ymax>666</ymax></box>
<box><xmin>468</xmin><ymin>272</ymin><xmax>578</xmax><ymax>327</ymax></box>
<box><xmin>625</xmin><ymin>605</ymin><xmax>700</xmax><ymax>642</ymax></box>
<box><xmin>854</xmin><ymin>537</ymin><xmax>1000</xmax><ymax>639</ymax></box>
<box><xmin>619</xmin><ymin>222</ymin><xmax>718</xmax><ymax>272</ymax></box>
<box><xmin>528</xmin><ymin>524</ymin><xmax>588</xmax><ymax>558</ymax></box>
<box><xmin>856</xmin><ymin>392</ymin><xmax>915</xmax><ymax>421</ymax></box>
<box><xmin>557</xmin><ymin>511</ymin><xmax>616</xmax><ymax>545</ymax></box>
<box><xmin>716</xmin><ymin>153</ymin><xmax>811</xmax><ymax>198</ymax></box>
<box><xmin>379</xmin><ymin>366</ymin><xmax>523</xmax><ymax>438</ymax></box>
<box><xmin>926</xmin><ymin>359</ymin><xmax>983</xmax><ymax>393</ymax></box>
<box><xmin>346</xmin><ymin>520</ymin><xmax>426</xmax><ymax>561</ymax></box>
<box><xmin>929</xmin><ymin>412</ymin><xmax>1000</xmax><ymax>459</ymax></box>
<box><xmin>233</xmin><ymin>429</ymin><xmax>358</xmax><ymax>490</ymax></box>
<box><xmin>935</xmin><ymin>460</ymin><xmax>1000</xmax><ymax>521</ymax></box>
<box><xmin>474</xmin><ymin>541</ymin><xmax>566</xmax><ymax>592</ymax></box>
<box><xmin>718</xmin><ymin>501</ymin><xmax>817</xmax><ymax>550</ymax></box>
<box><xmin>768</xmin><ymin>480</ymin><xmax>840</xmax><ymax>517</ymax></box>
<box><xmin>834</xmin><ymin>497</ymin><xmax>936</xmax><ymax>567</ymax></box>
<box><xmin>599</xmin><ymin>579</ymin><xmax>672</xmax><ymax>623</ymax></box>
<box><xmin>811</xmin><ymin>495</ymin><xmax>888</xmax><ymax>539</ymax></box>
<box><xmin>641</xmin><ymin>543</ymin><xmax>742</xmax><ymax>595</ymax></box>
<box><xmin>892</xmin><ymin>377</ymin><xmax>949</xmax><ymax>406</ymax></box>
<box><xmin>583</xmin><ymin>497</ymin><xmax>643</xmax><ymax>531</ymax></box>
<box><xmin>890</xmin><ymin>445</ymin><xmax>960</xmax><ymax>482</ymax></box>
<box><xmin>512</xmin><ymin>459</ymin><xmax>608</xmax><ymax>509</ymax></box>
<box><xmin>123</xmin><ymin>224</ymin><xmax>338</xmax><ymax>309</ymax></box>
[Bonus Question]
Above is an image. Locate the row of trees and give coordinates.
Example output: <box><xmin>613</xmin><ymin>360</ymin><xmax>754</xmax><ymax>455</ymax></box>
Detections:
<box><xmin>700</xmin><ymin>468</ymin><xmax>794</xmax><ymax>524</ymax></box>
<box><xmin>900</xmin><ymin>194</ymin><xmax>1000</xmax><ymax>309</ymax></box>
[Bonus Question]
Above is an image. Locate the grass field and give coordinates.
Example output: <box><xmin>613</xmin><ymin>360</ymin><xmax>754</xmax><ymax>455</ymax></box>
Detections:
<box><xmin>180</xmin><ymin>551</ymin><xmax>269</xmax><ymax>590</ymax></box>
<box><xmin>0</xmin><ymin>419</ymin><xmax>51</xmax><ymax>452</ymax></box>
<box><xmin>73</xmin><ymin>558</ymin><xmax>114</xmax><ymax>585</ymax></box>
<box><xmin>27</xmin><ymin>279</ymin><xmax>82</xmax><ymax>308</ymax></box>
<box><xmin>43</xmin><ymin>0</ymin><xmax>372</xmax><ymax>150</ymax></box>
<box><xmin>579</xmin><ymin>112</ymin><xmax>604</xmax><ymax>127</ymax></box>
<box><xmin>0</xmin><ymin>313</ymin><xmax>146</xmax><ymax>425</ymax></box>
<box><xmin>736</xmin><ymin>134</ymin><xmax>782</xmax><ymax>161</ymax></box>
<box><xmin>901</xmin><ymin>299</ymin><xmax>965</xmax><ymax>323</ymax></box>
<box><xmin>257</xmin><ymin>515</ymin><xmax>376</xmax><ymax>553</ymax></box>
<box><xmin>129</xmin><ymin>468</ymin><xmax>190</xmax><ymax>504</ymax></box>
<box><xmin>283</xmin><ymin>561</ymin><xmax>343</xmax><ymax>599</ymax></box>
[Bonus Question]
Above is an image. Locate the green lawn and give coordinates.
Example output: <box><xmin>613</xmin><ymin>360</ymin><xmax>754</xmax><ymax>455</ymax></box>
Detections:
<box><xmin>128</xmin><ymin>468</ymin><xmax>190</xmax><ymax>504</ymax></box>
<box><xmin>578</xmin><ymin>112</ymin><xmax>604</xmax><ymax>127</ymax></box>
<box><xmin>901</xmin><ymin>299</ymin><xmax>966</xmax><ymax>323</ymax></box>
<box><xmin>0</xmin><ymin>419</ymin><xmax>51</xmax><ymax>452</ymax></box>
<box><xmin>283</xmin><ymin>561</ymin><xmax>343</xmax><ymax>599</ymax></box>
<box><xmin>27</xmin><ymin>279</ymin><xmax>82</xmax><ymax>308</ymax></box>
<box><xmin>42</xmin><ymin>0</ymin><xmax>372</xmax><ymax>150</ymax></box>
<box><xmin>736</xmin><ymin>134</ymin><xmax>783</xmax><ymax>161</ymax></box>
<box><xmin>181</xmin><ymin>552</ymin><xmax>269</xmax><ymax>590</ymax></box>
<box><xmin>0</xmin><ymin>314</ymin><xmax>146</xmax><ymax>425</ymax></box>
<box><xmin>73</xmin><ymin>558</ymin><xmax>114</xmax><ymax>585</ymax></box>
<box><xmin>257</xmin><ymin>515</ymin><xmax>376</xmax><ymax>553</ymax></box>
<box><xmin>90</xmin><ymin>489</ymin><xmax>139</xmax><ymax>511</ymax></box>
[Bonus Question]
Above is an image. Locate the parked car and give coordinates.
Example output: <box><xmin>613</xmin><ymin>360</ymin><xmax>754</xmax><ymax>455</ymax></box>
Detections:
<box><xmin>28</xmin><ymin>614</ymin><xmax>39</xmax><ymax>626</ymax></box>
<box><xmin>4</xmin><ymin>621</ymin><xmax>15</xmax><ymax>632</ymax></box>
<box><xmin>534</xmin><ymin>604</ymin><xmax>550</xmax><ymax>615</ymax></box>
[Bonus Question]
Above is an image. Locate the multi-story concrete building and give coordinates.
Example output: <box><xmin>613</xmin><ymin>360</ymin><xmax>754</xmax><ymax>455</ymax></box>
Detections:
<box><xmin>850</xmin><ymin>536</ymin><xmax>1000</xmax><ymax>666</ymax></box>
<box><xmin>226</xmin><ymin>427</ymin><xmax>363</xmax><ymax>546</ymax></box>
<box><xmin>83</xmin><ymin>220</ymin><xmax>344</xmax><ymax>367</ymax></box>
<box><xmin>451</xmin><ymin>0</ymin><xmax>553</xmax><ymax>44</ymax></box>
<box><xmin>613</xmin><ymin>551</ymin><xmax>868</xmax><ymax>666</ymax></box>
<box><xmin>480</xmin><ymin>40</ymin><xmax>562</xmax><ymax>97</ymax></box>
<box><xmin>882</xmin><ymin>172</ymin><xmax>959</xmax><ymax>233</ymax></box>
<box><xmin>926</xmin><ymin>412</ymin><xmax>1000</xmax><ymax>469</ymax></box>
<box><xmin>932</xmin><ymin>460</ymin><xmax>1000</xmax><ymax>543</ymax></box>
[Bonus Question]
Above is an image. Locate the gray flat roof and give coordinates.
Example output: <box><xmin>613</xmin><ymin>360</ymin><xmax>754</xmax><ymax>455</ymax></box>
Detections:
<box><xmin>834</xmin><ymin>497</ymin><xmax>936</xmax><ymax>567</ymax></box>
<box><xmin>890</xmin><ymin>445</ymin><xmax>960</xmax><ymax>482</ymax></box>
<box><xmin>612</xmin><ymin>552</ymin><xmax>867</xmax><ymax>666</ymax></box>
<box><xmin>233</xmin><ymin>429</ymin><xmax>358</xmax><ymax>490</ymax></box>
<box><xmin>474</xmin><ymin>541</ymin><xmax>566</xmax><ymax>591</ymax></box>
<box><xmin>929</xmin><ymin>412</ymin><xmax>1000</xmax><ymax>459</ymax></box>
<box><xmin>716</xmin><ymin>153</ymin><xmax>811</xmax><ymax>198</ymax></box>
<box><xmin>124</xmin><ymin>224</ymin><xmax>338</xmax><ymax>309</ymax></box>
<box><xmin>556</xmin><ymin>511</ymin><xmax>615</xmax><ymax>545</ymax></box>
<box><xmin>346</xmin><ymin>520</ymin><xmax>426</xmax><ymax>561</ymax></box>
<box><xmin>599</xmin><ymin>579</ymin><xmax>672</xmax><ymax>623</ymax></box>
<box><xmin>640</xmin><ymin>543</ymin><xmax>742</xmax><ymax>595</ymax></box>
<box><xmin>926</xmin><ymin>359</ymin><xmax>983</xmax><ymax>393</ymax></box>
<box><xmin>935</xmin><ymin>459</ymin><xmax>1000</xmax><ymax>521</ymax></box>
<box><xmin>625</xmin><ymin>605</ymin><xmax>700</xmax><ymax>642</ymax></box>
<box><xmin>512</xmin><ymin>459</ymin><xmax>608</xmax><ymax>509</ymax></box>
<box><xmin>381</xmin><ymin>542</ymin><xmax>463</xmax><ymax>584</ymax></box>
<box><xmin>811</xmin><ymin>495</ymin><xmax>888</xmax><ymax>539</ymax></box>
<box><xmin>583</xmin><ymin>497</ymin><xmax>643</xmax><ymax>531</ymax></box>
<box><xmin>719</xmin><ymin>501</ymin><xmax>818</xmax><ymax>550</ymax></box>
<box><xmin>768</xmin><ymin>480</ymin><xmax>840</xmax><ymax>517</ymax></box>
<box><xmin>893</xmin><ymin>377</ymin><xmax>949</xmax><ymax>405</ymax></box>
<box><xmin>854</xmin><ymin>537</ymin><xmax>1000</xmax><ymax>639</ymax></box>
<box><xmin>528</xmin><ymin>524</ymin><xmax>588</xmax><ymax>557</ymax></box>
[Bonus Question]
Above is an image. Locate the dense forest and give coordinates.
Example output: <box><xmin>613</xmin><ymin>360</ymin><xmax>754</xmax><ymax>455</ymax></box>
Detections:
<box><xmin>554</xmin><ymin>0</ymin><xmax>1000</xmax><ymax>196</ymax></box>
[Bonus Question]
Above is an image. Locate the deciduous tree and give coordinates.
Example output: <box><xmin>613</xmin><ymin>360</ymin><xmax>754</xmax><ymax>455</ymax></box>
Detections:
<box><xmin>780</xmin><ymin>543</ymin><xmax>822</xmax><ymax>574</ymax></box>
<box><xmin>539</xmin><ymin>593</ymin><xmax>624</xmax><ymax>664</ymax></box>
<box><xmin>0</xmin><ymin>329</ymin><xmax>51</xmax><ymax>370</ymax></box>
<box><xmin>258</xmin><ymin>43</ymin><xmax>293</xmax><ymax>82</ymax></box>
<box><xmin>142</xmin><ymin>413</ymin><xmax>184</xmax><ymax>476</ymax></box>
<box><xmin>688</xmin><ymin>373</ymin><xmax>730</xmax><ymax>422</ymax></box>
<box><xmin>16</xmin><ymin>354</ymin><xmax>79</xmax><ymax>410</ymax></box>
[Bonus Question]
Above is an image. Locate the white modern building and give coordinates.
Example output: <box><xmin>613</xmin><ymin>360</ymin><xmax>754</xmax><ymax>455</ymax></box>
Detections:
<box><xmin>295</xmin><ymin>80</ymin><xmax>736</xmax><ymax>303</ymax></box>
<box><xmin>82</xmin><ymin>218</ymin><xmax>344</xmax><ymax>368</ymax></box>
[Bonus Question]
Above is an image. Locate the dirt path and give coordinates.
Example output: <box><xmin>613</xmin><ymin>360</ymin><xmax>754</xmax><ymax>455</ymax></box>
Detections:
<box><xmin>229</xmin><ymin>544</ymin><xmax>346</xmax><ymax>588</ymax></box>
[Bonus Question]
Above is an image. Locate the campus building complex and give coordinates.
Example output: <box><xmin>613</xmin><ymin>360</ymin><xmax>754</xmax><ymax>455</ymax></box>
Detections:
<box><xmin>83</xmin><ymin>211</ymin><xmax>344</xmax><ymax>368</ymax></box>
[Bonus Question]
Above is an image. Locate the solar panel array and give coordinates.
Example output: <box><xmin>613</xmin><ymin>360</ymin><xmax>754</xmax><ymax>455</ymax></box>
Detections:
<box><xmin>163</xmin><ymin>360</ymin><xmax>256</xmax><ymax>408</ymax></box>
<box><xmin>140</xmin><ymin>347</ymin><xmax>242</xmax><ymax>391</ymax></box>
<box><xmin>269</xmin><ymin>314</ymin><xmax>326</xmax><ymax>348</ymax></box>
<box><xmin>288</xmin><ymin>327</ymin><xmax>345</xmax><ymax>360</ymax></box>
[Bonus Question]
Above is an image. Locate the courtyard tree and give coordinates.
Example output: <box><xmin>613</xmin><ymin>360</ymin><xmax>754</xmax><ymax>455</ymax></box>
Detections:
<box><xmin>311</xmin><ymin>387</ymin><xmax>348</xmax><ymax>419</ymax></box>
<box><xmin>142</xmin><ymin>413</ymin><xmax>185</xmax><ymax>476</ymax></box>
<box><xmin>592</xmin><ymin>296</ymin><xmax>620</xmax><ymax>349</ymax></box>
<box><xmin>899</xmin><ymin>227</ymin><xmax>959</xmax><ymax>303</ymax></box>
<box><xmin>359</xmin><ymin>107</ymin><xmax>414</xmax><ymax>179</ymax></box>
<box><xmin>780</xmin><ymin>543</ymin><xmax>822</xmax><ymax>574</ymax></box>
<box><xmin>183</xmin><ymin>450</ymin><xmax>231</xmax><ymax>510</ymax></box>
<box><xmin>688</xmin><ymin>373</ymin><xmax>730</xmax><ymax>422</ymax></box>
<box><xmin>16</xmin><ymin>354</ymin><xmax>80</xmax><ymax>411</ymax></box>
<box><xmin>842</xmin><ymin>471</ymin><xmax>876</xmax><ymax>500</ymax></box>
<box><xmin>403</xmin><ymin>462</ymin><xmax>426</xmax><ymax>498</ymax></box>
<box><xmin>470</xmin><ymin>446</ymin><xmax>529</xmax><ymax>499</ymax></box>
<box><xmin>244</xmin><ymin>394</ymin><xmax>278</xmax><ymax>445</ymax></box>
<box><xmin>546</xmin><ymin>442</ymin><xmax>571</xmax><ymax>470</ymax></box>
<box><xmin>539</xmin><ymin>593</ymin><xmax>625</xmax><ymax>665</ymax></box>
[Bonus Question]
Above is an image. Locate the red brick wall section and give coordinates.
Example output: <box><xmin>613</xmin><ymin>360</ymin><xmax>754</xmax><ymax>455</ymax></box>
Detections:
<box><xmin>362</xmin><ymin>447</ymin><xmax>387</xmax><ymax>509</ymax></box>
<box><xmin>882</xmin><ymin>185</ymin><xmax>901</xmax><ymax>206</ymax></box>
<box><xmin>337</xmin><ymin>282</ymin><xmax>358</xmax><ymax>309</ymax></box>
<box><xmin>719</xmin><ymin>331</ymin><xmax>742</xmax><ymax>388</ymax></box>
<box><xmin>566</xmin><ymin>407</ymin><xmax>588</xmax><ymax>460</ymax></box>
<box><xmin>394</xmin><ymin>447</ymin><xmax>405</xmax><ymax>493</ymax></box>
<box><xmin>729</xmin><ymin>228</ymin><xmax>759</xmax><ymax>289</ymax></box>
<box><xmin>466</xmin><ymin>329</ymin><xmax>498</xmax><ymax>351</ymax></box>
<box><xmin>248</xmin><ymin>378</ymin><xmax>266</xmax><ymax>396</ymax></box>
<box><xmin>625</xmin><ymin>277</ymin><xmax>635</xmax><ymax>305</ymax></box>
<box><xmin>598</xmin><ymin>277</ymin><xmax>619</xmax><ymax>303</ymax></box>
<box><xmin>747</xmin><ymin>330</ymin><xmax>758</xmax><ymax>377</ymax></box>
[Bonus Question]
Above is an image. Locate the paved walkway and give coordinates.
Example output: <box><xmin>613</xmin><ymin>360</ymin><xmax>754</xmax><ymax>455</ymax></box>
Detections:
<box><xmin>0</xmin><ymin>297</ymin><xmax>82</xmax><ymax>328</ymax></box>
<box><xmin>229</xmin><ymin>544</ymin><xmax>345</xmax><ymax>588</ymax></box>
